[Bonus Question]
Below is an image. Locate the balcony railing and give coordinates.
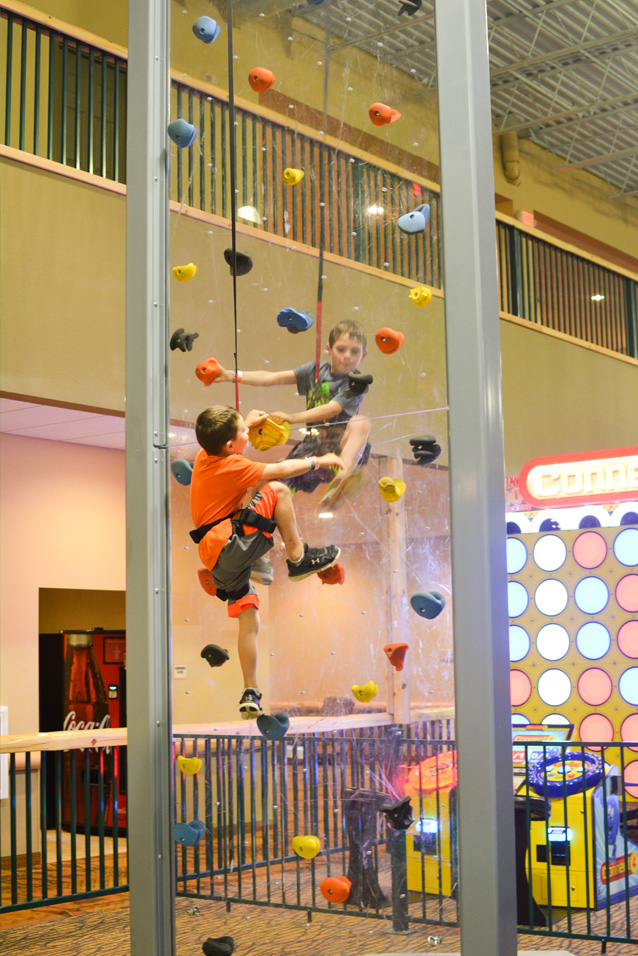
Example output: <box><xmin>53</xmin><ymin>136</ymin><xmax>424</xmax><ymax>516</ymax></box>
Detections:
<box><xmin>1</xmin><ymin>1</ymin><xmax>637</xmax><ymax>360</ymax></box>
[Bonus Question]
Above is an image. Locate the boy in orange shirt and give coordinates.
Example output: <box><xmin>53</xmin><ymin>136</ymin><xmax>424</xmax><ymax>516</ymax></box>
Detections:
<box><xmin>190</xmin><ymin>404</ymin><xmax>343</xmax><ymax>719</ymax></box>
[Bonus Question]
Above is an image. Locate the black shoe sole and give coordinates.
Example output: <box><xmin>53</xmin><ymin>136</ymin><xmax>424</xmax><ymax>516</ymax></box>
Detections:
<box><xmin>288</xmin><ymin>547</ymin><xmax>341</xmax><ymax>582</ymax></box>
<box><xmin>239</xmin><ymin>704</ymin><xmax>263</xmax><ymax>721</ymax></box>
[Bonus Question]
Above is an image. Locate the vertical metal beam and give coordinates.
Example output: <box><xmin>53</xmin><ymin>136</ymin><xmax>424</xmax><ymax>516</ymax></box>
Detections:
<box><xmin>434</xmin><ymin>2</ymin><xmax>517</xmax><ymax>955</ymax></box>
<box><xmin>126</xmin><ymin>1</ymin><xmax>175</xmax><ymax>955</ymax></box>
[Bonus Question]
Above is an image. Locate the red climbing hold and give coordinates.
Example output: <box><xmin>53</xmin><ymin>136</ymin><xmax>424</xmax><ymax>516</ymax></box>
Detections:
<box><xmin>198</xmin><ymin>568</ymin><xmax>217</xmax><ymax>597</ymax></box>
<box><xmin>384</xmin><ymin>642</ymin><xmax>409</xmax><ymax>672</ymax></box>
<box><xmin>248</xmin><ymin>67</ymin><xmax>275</xmax><ymax>92</ymax></box>
<box><xmin>318</xmin><ymin>562</ymin><xmax>345</xmax><ymax>586</ymax></box>
<box><xmin>368</xmin><ymin>102</ymin><xmax>401</xmax><ymax>126</ymax></box>
<box><xmin>196</xmin><ymin>357</ymin><xmax>220</xmax><ymax>386</ymax></box>
<box><xmin>320</xmin><ymin>876</ymin><xmax>351</xmax><ymax>903</ymax></box>
<box><xmin>375</xmin><ymin>327</ymin><xmax>404</xmax><ymax>354</ymax></box>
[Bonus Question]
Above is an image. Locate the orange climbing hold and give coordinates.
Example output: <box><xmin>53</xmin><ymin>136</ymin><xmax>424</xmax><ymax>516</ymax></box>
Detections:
<box><xmin>320</xmin><ymin>876</ymin><xmax>351</xmax><ymax>904</ymax></box>
<box><xmin>248</xmin><ymin>67</ymin><xmax>275</xmax><ymax>92</ymax></box>
<box><xmin>318</xmin><ymin>562</ymin><xmax>345</xmax><ymax>586</ymax></box>
<box><xmin>384</xmin><ymin>642</ymin><xmax>409</xmax><ymax>672</ymax></box>
<box><xmin>368</xmin><ymin>102</ymin><xmax>401</xmax><ymax>126</ymax></box>
<box><xmin>196</xmin><ymin>357</ymin><xmax>220</xmax><ymax>385</ymax></box>
<box><xmin>375</xmin><ymin>327</ymin><xmax>404</xmax><ymax>354</ymax></box>
<box><xmin>198</xmin><ymin>568</ymin><xmax>217</xmax><ymax>597</ymax></box>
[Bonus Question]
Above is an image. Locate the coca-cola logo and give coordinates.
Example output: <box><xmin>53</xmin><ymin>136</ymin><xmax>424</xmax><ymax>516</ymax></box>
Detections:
<box><xmin>63</xmin><ymin>711</ymin><xmax>112</xmax><ymax>753</ymax></box>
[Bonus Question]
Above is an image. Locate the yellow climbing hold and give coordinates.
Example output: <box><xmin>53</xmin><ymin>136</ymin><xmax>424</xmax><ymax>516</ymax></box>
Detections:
<box><xmin>379</xmin><ymin>477</ymin><xmax>406</xmax><ymax>503</ymax></box>
<box><xmin>409</xmin><ymin>285</ymin><xmax>432</xmax><ymax>307</ymax></box>
<box><xmin>176</xmin><ymin>755</ymin><xmax>202</xmax><ymax>775</ymax></box>
<box><xmin>292</xmin><ymin>834</ymin><xmax>321</xmax><ymax>859</ymax></box>
<box><xmin>172</xmin><ymin>262</ymin><xmax>198</xmax><ymax>282</ymax></box>
<box><xmin>249</xmin><ymin>418</ymin><xmax>291</xmax><ymax>451</ymax></box>
<box><xmin>283</xmin><ymin>168</ymin><xmax>304</xmax><ymax>186</ymax></box>
<box><xmin>351</xmin><ymin>680</ymin><xmax>378</xmax><ymax>703</ymax></box>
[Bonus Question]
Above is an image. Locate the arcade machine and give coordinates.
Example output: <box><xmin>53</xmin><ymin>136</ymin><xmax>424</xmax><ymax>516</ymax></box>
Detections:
<box><xmin>522</xmin><ymin>748</ymin><xmax>638</xmax><ymax>910</ymax></box>
<box><xmin>404</xmin><ymin>750</ymin><xmax>458</xmax><ymax>897</ymax></box>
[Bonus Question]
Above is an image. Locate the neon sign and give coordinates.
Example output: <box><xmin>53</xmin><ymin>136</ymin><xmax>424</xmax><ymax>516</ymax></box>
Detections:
<box><xmin>519</xmin><ymin>448</ymin><xmax>638</xmax><ymax>509</ymax></box>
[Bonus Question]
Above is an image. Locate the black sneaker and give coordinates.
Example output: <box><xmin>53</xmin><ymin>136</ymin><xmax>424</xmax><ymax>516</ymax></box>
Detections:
<box><xmin>239</xmin><ymin>688</ymin><xmax>263</xmax><ymax>720</ymax></box>
<box><xmin>287</xmin><ymin>543</ymin><xmax>341</xmax><ymax>582</ymax></box>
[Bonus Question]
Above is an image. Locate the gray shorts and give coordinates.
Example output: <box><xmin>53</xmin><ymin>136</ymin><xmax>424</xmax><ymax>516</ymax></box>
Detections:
<box><xmin>211</xmin><ymin>488</ymin><xmax>275</xmax><ymax>614</ymax></box>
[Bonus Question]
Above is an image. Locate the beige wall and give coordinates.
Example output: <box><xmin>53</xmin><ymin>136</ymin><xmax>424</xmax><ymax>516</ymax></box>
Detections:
<box><xmin>0</xmin><ymin>434</ymin><xmax>126</xmax><ymax>733</ymax></box>
<box><xmin>24</xmin><ymin>0</ymin><xmax>638</xmax><ymax>259</ymax></box>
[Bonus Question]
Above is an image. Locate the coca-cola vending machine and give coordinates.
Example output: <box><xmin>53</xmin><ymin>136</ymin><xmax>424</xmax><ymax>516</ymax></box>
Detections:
<box><xmin>39</xmin><ymin>629</ymin><xmax>127</xmax><ymax>833</ymax></box>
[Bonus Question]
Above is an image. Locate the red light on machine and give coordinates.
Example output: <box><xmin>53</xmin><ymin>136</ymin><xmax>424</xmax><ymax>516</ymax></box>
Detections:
<box><xmin>519</xmin><ymin>448</ymin><xmax>638</xmax><ymax>509</ymax></box>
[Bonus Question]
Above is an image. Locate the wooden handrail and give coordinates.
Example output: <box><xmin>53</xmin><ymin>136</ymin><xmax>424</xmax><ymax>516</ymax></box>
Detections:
<box><xmin>0</xmin><ymin>707</ymin><xmax>455</xmax><ymax>753</ymax></box>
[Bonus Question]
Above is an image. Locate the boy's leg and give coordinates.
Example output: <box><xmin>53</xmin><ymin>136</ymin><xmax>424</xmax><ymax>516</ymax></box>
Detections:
<box><xmin>237</xmin><ymin>604</ymin><xmax>259</xmax><ymax>689</ymax></box>
<box><xmin>320</xmin><ymin>416</ymin><xmax>370</xmax><ymax>506</ymax></box>
<box><xmin>261</xmin><ymin>482</ymin><xmax>342</xmax><ymax>579</ymax></box>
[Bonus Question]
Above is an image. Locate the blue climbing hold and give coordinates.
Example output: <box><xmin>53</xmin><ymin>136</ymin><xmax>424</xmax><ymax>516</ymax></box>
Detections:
<box><xmin>397</xmin><ymin>203</ymin><xmax>430</xmax><ymax>234</ymax></box>
<box><xmin>257</xmin><ymin>713</ymin><xmax>290</xmax><ymax>741</ymax></box>
<box><xmin>277</xmin><ymin>307</ymin><xmax>314</xmax><ymax>334</ymax></box>
<box><xmin>192</xmin><ymin>16</ymin><xmax>221</xmax><ymax>43</ymax></box>
<box><xmin>168</xmin><ymin>119</ymin><xmax>198</xmax><ymax>148</ymax></box>
<box><xmin>410</xmin><ymin>591</ymin><xmax>445</xmax><ymax>620</ymax></box>
<box><xmin>171</xmin><ymin>459</ymin><xmax>193</xmax><ymax>486</ymax></box>
<box><xmin>173</xmin><ymin>820</ymin><xmax>206</xmax><ymax>846</ymax></box>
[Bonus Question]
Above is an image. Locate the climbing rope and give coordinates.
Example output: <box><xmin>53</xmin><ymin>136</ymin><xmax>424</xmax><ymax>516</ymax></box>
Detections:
<box><xmin>226</xmin><ymin>0</ymin><xmax>240</xmax><ymax>410</ymax></box>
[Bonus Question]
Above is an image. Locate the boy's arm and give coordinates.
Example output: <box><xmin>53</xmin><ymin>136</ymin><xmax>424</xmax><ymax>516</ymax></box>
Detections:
<box><xmin>213</xmin><ymin>362</ymin><xmax>297</xmax><ymax>387</ymax></box>
<box><xmin>271</xmin><ymin>400</ymin><xmax>345</xmax><ymax>426</ymax></box>
<box><xmin>261</xmin><ymin>452</ymin><xmax>344</xmax><ymax>482</ymax></box>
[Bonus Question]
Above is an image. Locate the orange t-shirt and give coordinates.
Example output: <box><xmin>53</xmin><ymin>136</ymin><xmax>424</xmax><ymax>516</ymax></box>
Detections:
<box><xmin>190</xmin><ymin>449</ymin><xmax>266</xmax><ymax>569</ymax></box>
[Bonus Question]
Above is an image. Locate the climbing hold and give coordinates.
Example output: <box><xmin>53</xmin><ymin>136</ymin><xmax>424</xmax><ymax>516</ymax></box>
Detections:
<box><xmin>347</xmin><ymin>371</ymin><xmax>373</xmax><ymax>396</ymax></box>
<box><xmin>172</xmin><ymin>262</ymin><xmax>197</xmax><ymax>283</ymax></box>
<box><xmin>369</xmin><ymin>102</ymin><xmax>401</xmax><ymax>126</ymax></box>
<box><xmin>171</xmin><ymin>459</ymin><xmax>194</xmax><ymax>486</ymax></box>
<box><xmin>378</xmin><ymin>477</ymin><xmax>406</xmax><ymax>503</ymax></box>
<box><xmin>196</xmin><ymin>357</ymin><xmax>220</xmax><ymax>386</ymax></box>
<box><xmin>410</xmin><ymin>435</ymin><xmax>441</xmax><ymax>464</ymax></box>
<box><xmin>173</xmin><ymin>819</ymin><xmax>206</xmax><ymax>846</ymax></box>
<box><xmin>283</xmin><ymin>167</ymin><xmax>305</xmax><ymax>186</ymax></box>
<box><xmin>384</xmin><ymin>643</ymin><xmax>409</xmax><ymax>672</ymax></box>
<box><xmin>256</xmin><ymin>712</ymin><xmax>290</xmax><ymax>741</ymax></box>
<box><xmin>192</xmin><ymin>16</ymin><xmax>221</xmax><ymax>43</ymax></box>
<box><xmin>170</xmin><ymin>328</ymin><xmax>199</xmax><ymax>352</ymax></box>
<box><xmin>277</xmin><ymin>307</ymin><xmax>314</xmax><ymax>334</ymax></box>
<box><xmin>224</xmin><ymin>248</ymin><xmax>253</xmax><ymax>276</ymax></box>
<box><xmin>249</xmin><ymin>418</ymin><xmax>291</xmax><ymax>451</ymax></box>
<box><xmin>201</xmin><ymin>644</ymin><xmax>230</xmax><ymax>668</ymax></box>
<box><xmin>167</xmin><ymin>119</ymin><xmax>198</xmax><ymax>148</ymax></box>
<box><xmin>202</xmin><ymin>936</ymin><xmax>235</xmax><ymax>956</ymax></box>
<box><xmin>375</xmin><ymin>327</ymin><xmax>404</xmax><ymax>354</ymax></box>
<box><xmin>197</xmin><ymin>569</ymin><xmax>217</xmax><ymax>597</ymax></box>
<box><xmin>177</xmin><ymin>755</ymin><xmax>202</xmax><ymax>775</ymax></box>
<box><xmin>351</xmin><ymin>680</ymin><xmax>378</xmax><ymax>703</ymax></box>
<box><xmin>410</xmin><ymin>591</ymin><xmax>445</xmax><ymax>620</ymax></box>
<box><xmin>318</xmin><ymin>562</ymin><xmax>345</xmax><ymax>586</ymax></box>
<box><xmin>379</xmin><ymin>795</ymin><xmax>414</xmax><ymax>831</ymax></box>
<box><xmin>398</xmin><ymin>0</ymin><xmax>422</xmax><ymax>14</ymax></box>
<box><xmin>398</xmin><ymin>204</ymin><xmax>430</xmax><ymax>234</ymax></box>
<box><xmin>248</xmin><ymin>67</ymin><xmax>275</xmax><ymax>93</ymax></box>
<box><xmin>409</xmin><ymin>285</ymin><xmax>433</xmax><ymax>307</ymax></box>
<box><xmin>320</xmin><ymin>876</ymin><xmax>351</xmax><ymax>903</ymax></box>
<box><xmin>292</xmin><ymin>835</ymin><xmax>321</xmax><ymax>859</ymax></box>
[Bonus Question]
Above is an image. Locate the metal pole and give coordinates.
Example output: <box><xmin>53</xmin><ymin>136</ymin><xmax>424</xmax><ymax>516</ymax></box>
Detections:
<box><xmin>434</xmin><ymin>2</ymin><xmax>517</xmax><ymax>954</ymax></box>
<box><xmin>126</xmin><ymin>1</ymin><xmax>175</xmax><ymax>954</ymax></box>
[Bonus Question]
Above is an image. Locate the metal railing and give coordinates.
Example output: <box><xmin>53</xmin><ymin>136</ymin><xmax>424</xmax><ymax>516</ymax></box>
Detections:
<box><xmin>0</xmin><ymin>739</ymin><xmax>128</xmax><ymax>912</ymax></box>
<box><xmin>2</xmin><ymin>3</ymin><xmax>637</xmax><ymax>357</ymax></box>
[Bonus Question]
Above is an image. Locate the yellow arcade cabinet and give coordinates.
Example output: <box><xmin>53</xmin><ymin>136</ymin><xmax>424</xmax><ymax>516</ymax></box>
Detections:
<box><xmin>404</xmin><ymin>751</ymin><xmax>458</xmax><ymax>897</ymax></box>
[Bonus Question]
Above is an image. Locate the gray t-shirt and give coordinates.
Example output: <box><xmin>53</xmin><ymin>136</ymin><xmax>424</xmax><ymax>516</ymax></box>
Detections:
<box><xmin>293</xmin><ymin>360</ymin><xmax>367</xmax><ymax>426</ymax></box>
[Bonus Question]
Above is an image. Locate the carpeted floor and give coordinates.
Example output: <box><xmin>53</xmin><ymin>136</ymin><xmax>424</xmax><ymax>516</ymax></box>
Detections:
<box><xmin>1</xmin><ymin>892</ymin><xmax>638</xmax><ymax>956</ymax></box>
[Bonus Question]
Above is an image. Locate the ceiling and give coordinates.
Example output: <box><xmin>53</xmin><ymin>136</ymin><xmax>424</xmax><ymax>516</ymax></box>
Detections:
<box><xmin>259</xmin><ymin>0</ymin><xmax>638</xmax><ymax>199</ymax></box>
<box><xmin>0</xmin><ymin>399</ymin><xmax>195</xmax><ymax>451</ymax></box>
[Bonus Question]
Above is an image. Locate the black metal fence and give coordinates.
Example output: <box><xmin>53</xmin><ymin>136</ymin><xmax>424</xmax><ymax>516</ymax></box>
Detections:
<box><xmin>2</xmin><ymin>4</ymin><xmax>637</xmax><ymax>358</ymax></box>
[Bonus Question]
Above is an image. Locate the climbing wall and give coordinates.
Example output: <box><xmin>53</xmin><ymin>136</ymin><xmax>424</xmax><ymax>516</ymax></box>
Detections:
<box><xmin>166</xmin><ymin>3</ymin><xmax>454</xmax><ymax>952</ymax></box>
